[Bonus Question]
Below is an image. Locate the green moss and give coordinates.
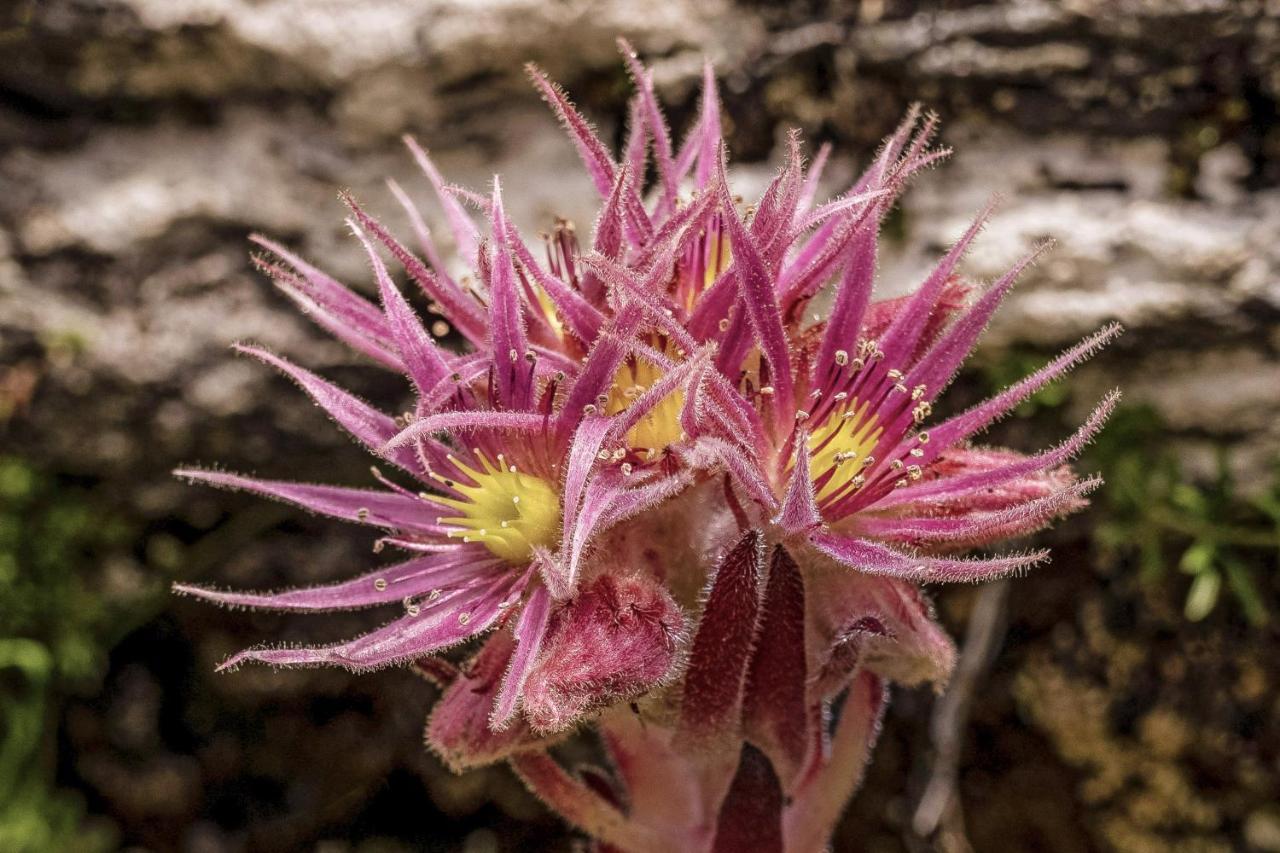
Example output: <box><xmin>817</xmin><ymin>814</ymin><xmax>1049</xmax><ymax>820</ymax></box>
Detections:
<box><xmin>0</xmin><ymin>456</ymin><xmax>165</xmax><ymax>852</ymax></box>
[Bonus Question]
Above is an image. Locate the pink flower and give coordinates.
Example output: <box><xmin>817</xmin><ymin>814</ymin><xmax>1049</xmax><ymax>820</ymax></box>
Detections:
<box><xmin>178</xmin><ymin>40</ymin><xmax>1117</xmax><ymax>852</ymax></box>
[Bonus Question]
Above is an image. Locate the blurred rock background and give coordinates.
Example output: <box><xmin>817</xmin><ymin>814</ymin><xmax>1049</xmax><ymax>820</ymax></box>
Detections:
<box><xmin>2</xmin><ymin>0</ymin><xmax>1278</xmax><ymax>851</ymax></box>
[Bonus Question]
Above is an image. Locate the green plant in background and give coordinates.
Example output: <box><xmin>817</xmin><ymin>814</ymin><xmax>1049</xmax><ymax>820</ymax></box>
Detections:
<box><xmin>1087</xmin><ymin>407</ymin><xmax>1279</xmax><ymax>626</ymax></box>
<box><xmin>976</xmin><ymin>352</ymin><xmax>1278</xmax><ymax>627</ymax></box>
<box><xmin>0</xmin><ymin>455</ymin><xmax>161</xmax><ymax>853</ymax></box>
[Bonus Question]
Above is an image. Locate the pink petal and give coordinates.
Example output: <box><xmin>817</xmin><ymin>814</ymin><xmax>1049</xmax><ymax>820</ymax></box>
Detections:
<box><xmin>402</xmin><ymin>135</ymin><xmax>482</xmax><ymax>268</ymax></box>
<box><xmin>342</xmin><ymin>193</ymin><xmax>487</xmax><ymax>345</ymax></box>
<box><xmin>491</xmin><ymin>583</ymin><xmax>553</xmax><ymax>729</ymax></box>
<box><xmin>618</xmin><ymin>38</ymin><xmax>677</xmax><ymax>215</ymax></box>
<box><xmin>234</xmin><ymin>345</ymin><xmax>421</xmax><ymax>475</ymax></box>
<box><xmin>877</xmin><ymin>391</ymin><xmax>1118</xmax><ymax>509</ymax></box>
<box><xmin>174</xmin><ymin>551</ymin><xmax>500</xmax><ymax>612</ymax></box>
<box><xmin>926</xmin><ymin>323</ymin><xmax>1123</xmax><ymax>451</ymax></box>
<box><xmin>219</xmin><ymin>572</ymin><xmax>519</xmax><ymax>671</ymax></box>
<box><xmin>349</xmin><ymin>226</ymin><xmax>453</xmax><ymax>395</ymax></box>
<box><xmin>487</xmin><ymin>178</ymin><xmax>534</xmax><ymax>409</ymax></box>
<box><xmin>175</xmin><ymin>468</ymin><xmax>440</xmax><ymax>533</ymax></box>
<box><xmin>810</xmin><ymin>530</ymin><xmax>1049</xmax><ymax>584</ymax></box>
<box><xmin>715</xmin><ymin>160</ymin><xmax>794</xmax><ymax>422</ymax></box>
<box><xmin>426</xmin><ymin>631</ymin><xmax>554</xmax><ymax>771</ymax></box>
<box><xmin>774</xmin><ymin>428</ymin><xmax>820</xmax><ymax>535</ymax></box>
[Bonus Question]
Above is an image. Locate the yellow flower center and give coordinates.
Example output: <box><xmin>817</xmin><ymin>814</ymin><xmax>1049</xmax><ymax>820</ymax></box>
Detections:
<box><xmin>533</xmin><ymin>282</ymin><xmax>565</xmax><ymax>340</ymax></box>
<box><xmin>806</xmin><ymin>399</ymin><xmax>882</xmax><ymax>503</ymax></box>
<box><xmin>605</xmin><ymin>352</ymin><xmax>685</xmax><ymax>459</ymax></box>
<box><xmin>434</xmin><ymin>452</ymin><xmax>561</xmax><ymax>563</ymax></box>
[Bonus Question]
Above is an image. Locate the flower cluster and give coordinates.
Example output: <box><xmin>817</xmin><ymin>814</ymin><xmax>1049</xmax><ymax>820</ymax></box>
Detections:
<box><xmin>177</xmin><ymin>41</ymin><xmax>1118</xmax><ymax>852</ymax></box>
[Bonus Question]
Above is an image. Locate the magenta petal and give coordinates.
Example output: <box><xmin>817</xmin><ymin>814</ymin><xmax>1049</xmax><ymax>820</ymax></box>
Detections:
<box><xmin>677</xmin><ymin>530</ymin><xmax>764</xmax><ymax>746</ymax></box>
<box><xmin>814</xmin><ymin>223</ymin><xmax>876</xmax><ymax>385</ymax></box>
<box><xmin>251</xmin><ymin>237</ymin><xmax>402</xmax><ymax>370</ymax></box>
<box><xmin>385</xmin><ymin>409</ymin><xmax>550</xmax><ymax>450</ymax></box>
<box><xmin>487</xmin><ymin>179</ymin><xmax>535</xmax><ymax>409</ymax></box>
<box><xmin>342</xmin><ymin>193</ymin><xmax>487</xmax><ymax>345</ymax></box>
<box><xmin>927</xmin><ymin>323</ymin><xmax>1123</xmax><ymax>451</ymax></box>
<box><xmin>873</xmin><ymin>198</ymin><xmax>996</xmax><ymax>369</ymax></box>
<box><xmin>351</xmin><ymin>228</ymin><xmax>452</xmax><ymax>395</ymax></box>
<box><xmin>491</xmin><ymin>583</ymin><xmax>552</xmax><ymax>729</ymax></box>
<box><xmin>900</xmin><ymin>240</ymin><xmax>1053</xmax><ymax>404</ymax></box>
<box><xmin>561</xmin><ymin>415</ymin><xmax>614</xmax><ymax>536</ymax></box>
<box><xmin>715</xmin><ymin>161</ymin><xmax>794</xmax><ymax>421</ymax></box>
<box><xmin>507</xmin><ymin>229</ymin><xmax>603</xmax><ymax>343</ymax></box>
<box><xmin>174</xmin><ymin>551</ymin><xmax>500</xmax><ymax>612</ymax></box>
<box><xmin>618</xmin><ymin>38</ymin><xmax>677</xmax><ymax>215</ymax></box>
<box><xmin>742</xmin><ymin>546</ymin><xmax>809</xmax><ymax>788</ymax></box>
<box><xmin>174</xmin><ymin>469</ymin><xmax>439</xmax><ymax>533</ymax></box>
<box><xmin>426</xmin><ymin>631</ymin><xmax>553</xmax><ymax>771</ymax></box>
<box><xmin>711</xmin><ymin>744</ymin><xmax>784</xmax><ymax>853</ymax></box>
<box><xmin>797</xmin><ymin>140</ymin><xmax>832</xmax><ymax>215</ymax></box>
<box><xmin>234</xmin><ymin>345</ymin><xmax>421</xmax><ymax>475</ymax></box>
<box><xmin>878</xmin><ymin>391</ymin><xmax>1118</xmax><ymax>509</ymax></box>
<box><xmin>854</xmin><ymin>477</ymin><xmax>1100</xmax><ymax>547</ymax></box>
<box><xmin>219</xmin><ymin>573</ymin><xmax>518</xmax><ymax>671</ymax></box>
<box><xmin>402</xmin><ymin>135</ymin><xmax>481</xmax><ymax>268</ymax></box>
<box><xmin>774</xmin><ymin>429</ymin><xmax>820</xmax><ymax>534</ymax></box>
<box><xmin>526</xmin><ymin>64</ymin><xmax>617</xmax><ymax>198</ymax></box>
<box><xmin>810</xmin><ymin>530</ymin><xmax>1049</xmax><ymax>584</ymax></box>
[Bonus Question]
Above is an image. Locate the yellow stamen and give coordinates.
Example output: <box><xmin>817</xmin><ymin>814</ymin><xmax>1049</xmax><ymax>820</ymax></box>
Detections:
<box><xmin>434</xmin><ymin>451</ymin><xmax>560</xmax><ymax>562</ymax></box>
<box><xmin>805</xmin><ymin>399</ymin><xmax>882</xmax><ymax>503</ymax></box>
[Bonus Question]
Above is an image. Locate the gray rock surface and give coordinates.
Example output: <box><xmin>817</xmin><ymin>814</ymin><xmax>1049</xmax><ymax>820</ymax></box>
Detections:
<box><xmin>6</xmin><ymin>0</ymin><xmax>1277</xmax><ymax>493</ymax></box>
